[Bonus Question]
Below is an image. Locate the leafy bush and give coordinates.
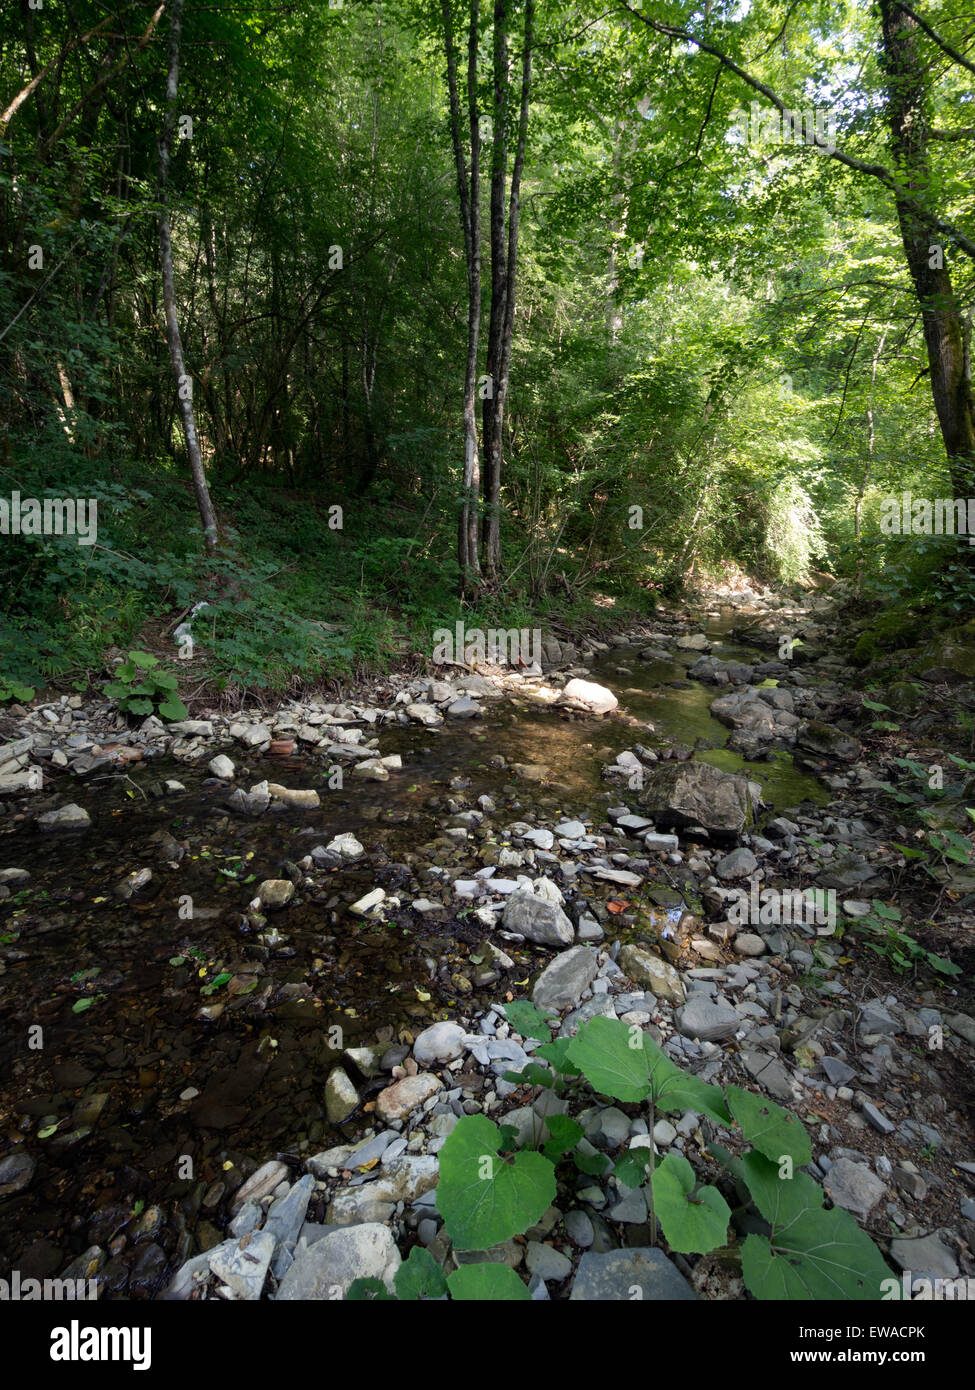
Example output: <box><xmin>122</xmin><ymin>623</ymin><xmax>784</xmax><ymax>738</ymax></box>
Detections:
<box><xmin>386</xmin><ymin>1010</ymin><xmax>896</xmax><ymax>1302</ymax></box>
<box><xmin>102</xmin><ymin>651</ymin><xmax>187</xmax><ymax>720</ymax></box>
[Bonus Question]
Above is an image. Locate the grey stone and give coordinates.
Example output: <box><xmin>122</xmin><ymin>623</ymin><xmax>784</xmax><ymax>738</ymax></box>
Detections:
<box><xmin>716</xmin><ymin>848</ymin><xmax>758</xmax><ymax>879</ymax></box>
<box><xmin>37</xmin><ymin>802</ymin><xmax>90</xmax><ymax>831</ymax></box>
<box><xmin>570</xmin><ymin>1248</ymin><xmax>698</xmax><ymax>1300</ymax></box>
<box><xmin>676</xmin><ymin>997</ymin><xmax>740</xmax><ymax>1042</ymax></box>
<box><xmin>824</xmin><ymin>1158</ymin><xmax>886</xmax><ymax>1220</ymax></box>
<box><xmin>564</xmin><ymin>1210</ymin><xmax>594</xmax><ymax>1248</ymax></box>
<box><xmin>641</xmin><ymin>760</ymin><xmax>756</xmax><ymax>837</ymax></box>
<box><xmin>0</xmin><ymin>1150</ymin><xmax>35</xmax><ymax>1196</ymax></box>
<box><xmin>861</xmin><ymin>1101</ymin><xmax>896</xmax><ymax>1135</ymax></box>
<box><xmin>209</xmin><ymin>1230</ymin><xmax>275</xmax><ymax>1300</ymax></box>
<box><xmin>525</xmin><ymin>1242</ymin><xmax>573</xmax><ymax>1282</ymax></box>
<box><xmin>266</xmin><ymin>1174</ymin><xmax>315</xmax><ymax>1279</ymax></box>
<box><xmin>533</xmin><ymin>946</ymin><xmax>599</xmax><ymax>1011</ymax></box>
<box><xmin>821</xmin><ymin>1057</ymin><xmax>856</xmax><ymax>1087</ymax></box>
<box><xmin>502</xmin><ymin>890</ymin><xmax>574</xmax><ymax>948</ymax></box>
<box><xmin>889</xmin><ymin>1233</ymin><xmax>958</xmax><ymax>1280</ymax></box>
<box><xmin>275</xmin><ymin>1224</ymin><xmax>401</xmax><ymax>1299</ymax></box>
<box><xmin>414</xmin><ymin>1021</ymin><xmax>467</xmax><ymax>1067</ymax></box>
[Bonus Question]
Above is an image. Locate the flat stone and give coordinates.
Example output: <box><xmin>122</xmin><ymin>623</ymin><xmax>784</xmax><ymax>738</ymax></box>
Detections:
<box><xmin>525</xmin><ymin>1242</ymin><xmax>573</xmax><ymax>1282</ymax></box>
<box><xmin>824</xmin><ymin>1158</ymin><xmax>886</xmax><ymax>1221</ymax></box>
<box><xmin>820</xmin><ymin>1056</ymin><xmax>856</xmax><ymax>1087</ymax></box>
<box><xmin>533</xmin><ymin>946</ymin><xmax>599</xmax><ymax>1012</ymax></box>
<box><xmin>888</xmin><ymin>1233</ymin><xmax>958</xmax><ymax>1280</ymax></box>
<box><xmin>570</xmin><ymin>1247</ymin><xmax>698</xmax><ymax>1300</ymax></box>
<box><xmin>275</xmin><ymin>1224</ymin><xmax>401</xmax><ymax>1299</ymax></box>
<box><xmin>36</xmin><ymin>802</ymin><xmax>90</xmax><ymax>831</ymax></box>
<box><xmin>209</xmin><ymin>1230</ymin><xmax>275</xmax><ymax>1300</ymax></box>
<box><xmin>676</xmin><ymin>997</ymin><xmax>740</xmax><ymax>1042</ymax></box>
<box><xmin>564</xmin><ymin>1210</ymin><xmax>594</xmax><ymax>1247</ymax></box>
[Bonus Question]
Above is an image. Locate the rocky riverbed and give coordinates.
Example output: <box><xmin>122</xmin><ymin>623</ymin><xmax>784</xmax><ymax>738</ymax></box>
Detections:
<box><xmin>1</xmin><ymin>581</ymin><xmax>973</xmax><ymax>1299</ymax></box>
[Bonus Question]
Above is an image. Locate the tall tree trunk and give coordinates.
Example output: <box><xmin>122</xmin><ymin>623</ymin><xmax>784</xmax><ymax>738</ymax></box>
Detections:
<box><xmin>879</xmin><ymin>0</ymin><xmax>975</xmax><ymax>545</ymax></box>
<box><xmin>442</xmin><ymin>0</ymin><xmax>482</xmax><ymax>591</ymax></box>
<box><xmin>481</xmin><ymin>0</ymin><xmax>533</xmax><ymax>579</ymax></box>
<box><xmin>158</xmin><ymin>0</ymin><xmax>218</xmax><ymax>552</ymax></box>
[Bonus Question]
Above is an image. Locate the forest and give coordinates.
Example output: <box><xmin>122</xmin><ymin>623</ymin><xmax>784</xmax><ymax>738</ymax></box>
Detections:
<box><xmin>1</xmin><ymin>0</ymin><xmax>974</xmax><ymax>1323</ymax></box>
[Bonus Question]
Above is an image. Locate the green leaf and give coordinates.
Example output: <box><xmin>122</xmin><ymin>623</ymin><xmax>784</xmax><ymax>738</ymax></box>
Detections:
<box><xmin>125</xmin><ymin>698</ymin><xmax>154</xmax><ymax>716</ymax></box>
<box><xmin>446</xmin><ymin>1263</ymin><xmax>530</xmax><ymax>1300</ymax></box>
<box><xmin>346</xmin><ymin>1277</ymin><xmax>396</xmax><ymax>1300</ymax></box>
<box><xmin>38</xmin><ymin>1124</ymin><xmax>59</xmax><ymax>1139</ymax></box>
<box><xmin>435</xmin><ymin>1114</ymin><xmax>556</xmax><ymax>1250</ymax></box>
<box><xmin>614</xmin><ymin>1150</ymin><xmax>652</xmax><ymax>1188</ymax></box>
<box><xmin>651</xmin><ymin>1153</ymin><xmax>730</xmax><ymax>1254</ymax></box>
<box><xmin>573</xmin><ymin>1147</ymin><xmax>611</xmax><ymax>1176</ymax></box>
<box><xmin>534</xmin><ymin>1037</ymin><xmax>581</xmax><ymax>1075</ymax></box>
<box><xmin>393</xmin><ymin>1246</ymin><xmax>448</xmax><ymax>1301</ymax></box>
<box><xmin>502</xmin><ymin>1061</ymin><xmax>554</xmax><ymax>1089</ymax></box>
<box><xmin>726</xmin><ymin>1086</ymin><xmax>811</xmax><ymax>1167</ymax></box>
<box><xmin>502</xmin><ymin>1001</ymin><xmax>555</xmax><ymax>1042</ymax></box>
<box><xmin>71</xmin><ymin>998</ymin><xmax>95</xmax><ymax>1013</ymax></box>
<box><xmin>152</xmin><ymin>670</ymin><xmax>178</xmax><ymax>690</ymax></box>
<box><xmin>871</xmin><ymin>898</ymin><xmax>901</xmax><ymax>920</ymax></box>
<box><xmin>642</xmin><ymin>1036</ymin><xmax>732</xmax><ymax>1123</ymax></box>
<box><xmin>158</xmin><ymin>697</ymin><xmax>189</xmax><ymax>721</ymax></box>
<box><xmin>540</xmin><ymin>1114</ymin><xmax>585</xmax><ymax>1163</ymax></box>
<box><xmin>127</xmin><ymin>650</ymin><xmax>159</xmax><ymax>668</ymax></box>
<box><xmin>862</xmin><ymin>698</ymin><xmax>892</xmax><ymax>712</ymax></box>
<box><xmin>739</xmin><ymin>1154</ymin><xmax>891</xmax><ymax>1299</ymax></box>
<box><xmin>566</xmin><ymin>1014</ymin><xmax>650</xmax><ymax>1102</ymax></box>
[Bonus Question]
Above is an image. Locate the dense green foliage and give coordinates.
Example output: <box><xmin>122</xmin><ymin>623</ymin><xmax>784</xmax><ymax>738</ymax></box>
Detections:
<box><xmin>2</xmin><ymin>1</ymin><xmax>975</xmax><ymax>690</ymax></box>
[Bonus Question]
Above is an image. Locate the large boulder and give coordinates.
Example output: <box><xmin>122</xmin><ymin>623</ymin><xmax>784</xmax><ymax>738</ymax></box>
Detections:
<box><xmin>640</xmin><ymin>760</ymin><xmax>756</xmax><ymax>839</ymax></box>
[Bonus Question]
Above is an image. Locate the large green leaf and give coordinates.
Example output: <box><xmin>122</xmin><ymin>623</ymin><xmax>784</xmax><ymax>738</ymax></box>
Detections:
<box><xmin>446</xmin><ymin>1262</ymin><xmax>530</xmax><ymax>1301</ymax></box>
<box><xmin>394</xmin><ymin>1246</ymin><xmax>448</xmax><ymax>1301</ymax></box>
<box><xmin>642</xmin><ymin>1036</ymin><xmax>732</xmax><ymax>1123</ymax></box>
<box><xmin>652</xmin><ymin>1153</ymin><xmax>730</xmax><ymax>1254</ymax></box>
<box><xmin>435</xmin><ymin>1114</ymin><xmax>556</xmax><ymax>1250</ymax></box>
<box><xmin>739</xmin><ymin>1151</ymin><xmax>892</xmax><ymax>1298</ymax></box>
<box><xmin>566</xmin><ymin>1015</ymin><xmax>651</xmax><ymax>1102</ymax></box>
<box><xmin>726</xmin><ymin>1085</ymin><xmax>811</xmax><ymax>1166</ymax></box>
